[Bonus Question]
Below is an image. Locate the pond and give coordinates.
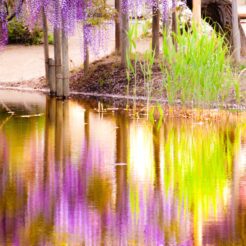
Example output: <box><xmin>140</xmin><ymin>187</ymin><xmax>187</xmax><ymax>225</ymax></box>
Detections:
<box><xmin>0</xmin><ymin>90</ymin><xmax>246</xmax><ymax>245</ymax></box>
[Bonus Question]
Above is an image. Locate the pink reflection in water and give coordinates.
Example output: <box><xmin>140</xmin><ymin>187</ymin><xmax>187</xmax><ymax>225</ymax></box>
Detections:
<box><xmin>0</xmin><ymin>97</ymin><xmax>245</xmax><ymax>245</ymax></box>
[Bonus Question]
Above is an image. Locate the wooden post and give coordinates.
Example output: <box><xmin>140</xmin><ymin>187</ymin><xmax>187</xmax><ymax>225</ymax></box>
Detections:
<box><xmin>48</xmin><ymin>58</ymin><xmax>56</xmax><ymax>95</ymax></box>
<box><xmin>54</xmin><ymin>28</ymin><xmax>62</xmax><ymax>92</ymax></box>
<box><xmin>84</xmin><ymin>44</ymin><xmax>89</xmax><ymax>73</ymax></box>
<box><xmin>121</xmin><ymin>1</ymin><xmax>129</xmax><ymax>66</ymax></box>
<box><xmin>152</xmin><ymin>0</ymin><xmax>160</xmax><ymax>57</ymax></box>
<box><xmin>83</xmin><ymin>24</ymin><xmax>90</xmax><ymax>73</ymax></box>
<box><xmin>115</xmin><ymin>0</ymin><xmax>121</xmax><ymax>55</ymax></box>
<box><xmin>56</xmin><ymin>73</ymin><xmax>63</xmax><ymax>98</ymax></box>
<box><xmin>42</xmin><ymin>7</ymin><xmax>49</xmax><ymax>84</ymax></box>
<box><xmin>62</xmin><ymin>28</ymin><xmax>69</xmax><ymax>98</ymax></box>
<box><xmin>232</xmin><ymin>0</ymin><xmax>241</xmax><ymax>62</ymax></box>
<box><xmin>193</xmin><ymin>0</ymin><xmax>201</xmax><ymax>25</ymax></box>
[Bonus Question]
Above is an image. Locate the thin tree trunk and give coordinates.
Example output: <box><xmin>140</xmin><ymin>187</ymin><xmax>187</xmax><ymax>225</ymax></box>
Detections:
<box><xmin>232</xmin><ymin>0</ymin><xmax>241</xmax><ymax>62</ymax></box>
<box><xmin>48</xmin><ymin>58</ymin><xmax>56</xmax><ymax>95</ymax></box>
<box><xmin>54</xmin><ymin>0</ymin><xmax>62</xmax><ymax>96</ymax></box>
<box><xmin>62</xmin><ymin>27</ymin><xmax>69</xmax><ymax>98</ymax></box>
<box><xmin>193</xmin><ymin>0</ymin><xmax>201</xmax><ymax>24</ymax></box>
<box><xmin>83</xmin><ymin>25</ymin><xmax>90</xmax><ymax>73</ymax></box>
<box><xmin>84</xmin><ymin>44</ymin><xmax>90</xmax><ymax>73</ymax></box>
<box><xmin>84</xmin><ymin>43</ymin><xmax>89</xmax><ymax>73</ymax></box>
<box><xmin>54</xmin><ymin>28</ymin><xmax>62</xmax><ymax>93</ymax></box>
<box><xmin>115</xmin><ymin>0</ymin><xmax>121</xmax><ymax>54</ymax></box>
<box><xmin>42</xmin><ymin>7</ymin><xmax>49</xmax><ymax>84</ymax></box>
<box><xmin>121</xmin><ymin>1</ymin><xmax>129</xmax><ymax>66</ymax></box>
<box><xmin>152</xmin><ymin>0</ymin><xmax>160</xmax><ymax>57</ymax></box>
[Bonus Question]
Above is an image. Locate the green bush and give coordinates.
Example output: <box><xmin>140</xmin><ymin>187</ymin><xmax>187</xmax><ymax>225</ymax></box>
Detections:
<box><xmin>8</xmin><ymin>19</ymin><xmax>54</xmax><ymax>45</ymax></box>
<box><xmin>48</xmin><ymin>34</ymin><xmax>54</xmax><ymax>45</ymax></box>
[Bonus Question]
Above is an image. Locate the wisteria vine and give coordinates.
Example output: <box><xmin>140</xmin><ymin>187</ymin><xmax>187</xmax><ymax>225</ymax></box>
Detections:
<box><xmin>0</xmin><ymin>0</ymin><xmax>8</xmax><ymax>49</ymax></box>
<box><xmin>0</xmin><ymin>0</ymin><xmax>173</xmax><ymax>55</ymax></box>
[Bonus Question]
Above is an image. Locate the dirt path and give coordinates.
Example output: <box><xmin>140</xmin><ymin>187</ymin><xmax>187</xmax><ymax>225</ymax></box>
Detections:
<box><xmin>0</xmin><ymin>29</ymin><xmax>115</xmax><ymax>82</ymax></box>
<box><xmin>0</xmin><ymin>23</ymin><xmax>151</xmax><ymax>83</ymax></box>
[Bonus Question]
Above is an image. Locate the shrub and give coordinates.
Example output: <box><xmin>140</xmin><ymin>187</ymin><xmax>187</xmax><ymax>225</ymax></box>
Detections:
<box><xmin>8</xmin><ymin>19</ymin><xmax>53</xmax><ymax>45</ymax></box>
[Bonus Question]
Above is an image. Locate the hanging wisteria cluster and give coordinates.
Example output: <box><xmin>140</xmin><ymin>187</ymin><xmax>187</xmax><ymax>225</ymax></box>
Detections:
<box><xmin>22</xmin><ymin>0</ymin><xmax>86</xmax><ymax>32</ymax></box>
<box><xmin>121</xmin><ymin>0</ymin><xmax>171</xmax><ymax>18</ymax></box>
<box><xmin>0</xmin><ymin>0</ymin><xmax>176</xmax><ymax>54</ymax></box>
<box><xmin>0</xmin><ymin>0</ymin><xmax>7</xmax><ymax>49</ymax></box>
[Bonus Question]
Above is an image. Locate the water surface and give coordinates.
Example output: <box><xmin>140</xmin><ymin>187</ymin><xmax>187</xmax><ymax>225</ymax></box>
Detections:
<box><xmin>0</xmin><ymin>90</ymin><xmax>246</xmax><ymax>245</ymax></box>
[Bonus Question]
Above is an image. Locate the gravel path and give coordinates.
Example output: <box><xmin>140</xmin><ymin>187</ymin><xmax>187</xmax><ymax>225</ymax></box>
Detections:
<box><xmin>0</xmin><ymin>29</ymin><xmax>115</xmax><ymax>82</ymax></box>
<box><xmin>0</xmin><ymin>23</ymin><xmax>152</xmax><ymax>83</ymax></box>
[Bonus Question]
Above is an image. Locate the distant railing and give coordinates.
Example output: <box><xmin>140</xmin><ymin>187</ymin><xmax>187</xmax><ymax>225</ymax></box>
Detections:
<box><xmin>239</xmin><ymin>6</ymin><xmax>246</xmax><ymax>19</ymax></box>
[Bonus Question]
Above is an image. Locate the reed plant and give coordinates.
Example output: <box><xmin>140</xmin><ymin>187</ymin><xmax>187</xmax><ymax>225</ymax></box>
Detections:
<box><xmin>161</xmin><ymin>24</ymin><xmax>238</xmax><ymax>106</ymax></box>
<box><xmin>140</xmin><ymin>49</ymin><xmax>155</xmax><ymax>117</ymax></box>
<box><xmin>127</xmin><ymin>20</ymin><xmax>157</xmax><ymax>116</ymax></box>
<box><xmin>126</xmin><ymin>20</ymin><xmax>139</xmax><ymax>99</ymax></box>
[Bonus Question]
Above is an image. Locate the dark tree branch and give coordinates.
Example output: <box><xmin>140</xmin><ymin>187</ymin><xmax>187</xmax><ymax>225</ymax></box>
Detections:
<box><xmin>6</xmin><ymin>0</ymin><xmax>24</xmax><ymax>22</ymax></box>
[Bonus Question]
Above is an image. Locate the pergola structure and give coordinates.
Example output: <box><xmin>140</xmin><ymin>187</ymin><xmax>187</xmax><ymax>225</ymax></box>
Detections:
<box><xmin>187</xmin><ymin>0</ymin><xmax>246</xmax><ymax>56</ymax></box>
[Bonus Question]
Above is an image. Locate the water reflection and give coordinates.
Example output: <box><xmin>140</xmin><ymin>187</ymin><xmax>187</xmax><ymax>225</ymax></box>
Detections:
<box><xmin>0</xmin><ymin>92</ymin><xmax>246</xmax><ymax>245</ymax></box>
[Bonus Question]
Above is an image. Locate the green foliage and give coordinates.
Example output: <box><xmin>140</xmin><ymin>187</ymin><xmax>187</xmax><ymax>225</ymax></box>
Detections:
<box><xmin>161</xmin><ymin>24</ymin><xmax>238</xmax><ymax>105</ymax></box>
<box><xmin>126</xmin><ymin>20</ymin><xmax>139</xmax><ymax>100</ymax></box>
<box><xmin>8</xmin><ymin>19</ymin><xmax>47</xmax><ymax>45</ymax></box>
<box><xmin>48</xmin><ymin>34</ymin><xmax>54</xmax><ymax>45</ymax></box>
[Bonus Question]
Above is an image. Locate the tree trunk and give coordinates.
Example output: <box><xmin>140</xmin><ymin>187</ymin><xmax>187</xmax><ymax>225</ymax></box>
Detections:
<box><xmin>193</xmin><ymin>0</ymin><xmax>201</xmax><ymax>25</ymax></box>
<box><xmin>83</xmin><ymin>24</ymin><xmax>90</xmax><ymax>73</ymax></box>
<box><xmin>121</xmin><ymin>1</ymin><xmax>129</xmax><ymax>66</ymax></box>
<box><xmin>54</xmin><ymin>0</ymin><xmax>62</xmax><ymax>94</ymax></box>
<box><xmin>54</xmin><ymin>28</ymin><xmax>62</xmax><ymax>95</ymax></box>
<box><xmin>42</xmin><ymin>7</ymin><xmax>49</xmax><ymax>85</ymax></box>
<box><xmin>48</xmin><ymin>58</ymin><xmax>56</xmax><ymax>95</ymax></box>
<box><xmin>232</xmin><ymin>0</ymin><xmax>241</xmax><ymax>62</ymax></box>
<box><xmin>152</xmin><ymin>0</ymin><xmax>160</xmax><ymax>57</ymax></box>
<box><xmin>84</xmin><ymin>44</ymin><xmax>89</xmax><ymax>73</ymax></box>
<box><xmin>62</xmin><ymin>28</ymin><xmax>69</xmax><ymax>98</ymax></box>
<box><xmin>115</xmin><ymin>0</ymin><xmax>121</xmax><ymax>55</ymax></box>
